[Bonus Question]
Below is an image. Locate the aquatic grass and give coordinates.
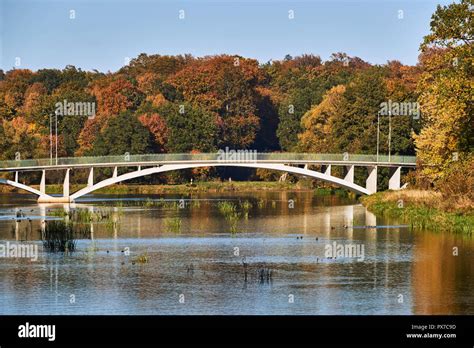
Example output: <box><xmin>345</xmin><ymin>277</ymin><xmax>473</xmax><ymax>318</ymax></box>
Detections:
<box><xmin>49</xmin><ymin>210</ymin><xmax>69</xmax><ymax>218</ymax></box>
<box><xmin>240</xmin><ymin>200</ymin><xmax>253</xmax><ymax>219</ymax></box>
<box><xmin>361</xmin><ymin>192</ymin><xmax>474</xmax><ymax>235</ymax></box>
<box><xmin>217</xmin><ymin>201</ymin><xmax>237</xmax><ymax>215</ymax></box>
<box><xmin>41</xmin><ymin>220</ymin><xmax>84</xmax><ymax>253</ymax></box>
<box><xmin>240</xmin><ymin>200</ymin><xmax>253</xmax><ymax>211</ymax></box>
<box><xmin>217</xmin><ymin>201</ymin><xmax>242</xmax><ymax>233</ymax></box>
<box><xmin>164</xmin><ymin>217</ymin><xmax>182</xmax><ymax>233</ymax></box>
<box><xmin>49</xmin><ymin>208</ymin><xmax>115</xmax><ymax>223</ymax></box>
<box><xmin>105</xmin><ymin>219</ymin><xmax>118</xmax><ymax>233</ymax></box>
<box><xmin>144</xmin><ymin>198</ymin><xmax>155</xmax><ymax>207</ymax></box>
<box><xmin>133</xmin><ymin>252</ymin><xmax>149</xmax><ymax>264</ymax></box>
<box><xmin>227</xmin><ymin>211</ymin><xmax>241</xmax><ymax>234</ymax></box>
<box><xmin>314</xmin><ymin>188</ymin><xmax>334</xmax><ymax>196</ymax></box>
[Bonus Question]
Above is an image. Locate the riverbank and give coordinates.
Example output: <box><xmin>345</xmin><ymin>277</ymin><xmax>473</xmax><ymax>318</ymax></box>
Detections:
<box><xmin>0</xmin><ymin>181</ymin><xmax>350</xmax><ymax>195</ymax></box>
<box><xmin>361</xmin><ymin>190</ymin><xmax>474</xmax><ymax>234</ymax></box>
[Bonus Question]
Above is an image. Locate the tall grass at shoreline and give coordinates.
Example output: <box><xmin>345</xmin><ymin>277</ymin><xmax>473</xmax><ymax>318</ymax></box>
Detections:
<box><xmin>361</xmin><ymin>190</ymin><xmax>474</xmax><ymax>234</ymax></box>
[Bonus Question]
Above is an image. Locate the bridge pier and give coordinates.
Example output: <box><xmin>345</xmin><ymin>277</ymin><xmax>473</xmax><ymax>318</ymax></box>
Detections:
<box><xmin>87</xmin><ymin>167</ymin><xmax>94</xmax><ymax>187</ymax></box>
<box><xmin>389</xmin><ymin>167</ymin><xmax>401</xmax><ymax>190</ymax></box>
<box><xmin>40</xmin><ymin>170</ymin><xmax>46</xmax><ymax>194</ymax></box>
<box><xmin>36</xmin><ymin>169</ymin><xmax>72</xmax><ymax>203</ymax></box>
<box><xmin>63</xmin><ymin>169</ymin><xmax>70</xmax><ymax>197</ymax></box>
<box><xmin>323</xmin><ymin>164</ymin><xmax>331</xmax><ymax>176</ymax></box>
<box><xmin>344</xmin><ymin>165</ymin><xmax>354</xmax><ymax>183</ymax></box>
<box><xmin>366</xmin><ymin>166</ymin><xmax>377</xmax><ymax>194</ymax></box>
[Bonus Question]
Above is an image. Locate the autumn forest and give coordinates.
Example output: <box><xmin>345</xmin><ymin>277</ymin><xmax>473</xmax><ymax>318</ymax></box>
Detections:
<box><xmin>0</xmin><ymin>1</ymin><xmax>472</xmax><ymax>193</ymax></box>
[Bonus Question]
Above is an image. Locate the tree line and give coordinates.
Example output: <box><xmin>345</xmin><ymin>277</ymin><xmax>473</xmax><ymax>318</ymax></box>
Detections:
<box><xmin>0</xmin><ymin>0</ymin><xmax>471</xmax><ymax>186</ymax></box>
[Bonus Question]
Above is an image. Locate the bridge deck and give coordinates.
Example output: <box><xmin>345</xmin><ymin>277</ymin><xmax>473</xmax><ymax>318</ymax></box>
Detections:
<box><xmin>0</xmin><ymin>153</ymin><xmax>417</xmax><ymax>172</ymax></box>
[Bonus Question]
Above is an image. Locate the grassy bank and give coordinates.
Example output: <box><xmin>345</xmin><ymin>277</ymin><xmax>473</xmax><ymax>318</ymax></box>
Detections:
<box><xmin>0</xmin><ymin>181</ymin><xmax>316</xmax><ymax>195</ymax></box>
<box><xmin>0</xmin><ymin>180</ymin><xmax>353</xmax><ymax>197</ymax></box>
<box><xmin>361</xmin><ymin>190</ymin><xmax>474</xmax><ymax>234</ymax></box>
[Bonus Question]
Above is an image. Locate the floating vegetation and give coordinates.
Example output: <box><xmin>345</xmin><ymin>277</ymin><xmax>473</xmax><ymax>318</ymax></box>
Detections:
<box><xmin>164</xmin><ymin>217</ymin><xmax>182</xmax><ymax>233</ymax></box>
<box><xmin>133</xmin><ymin>252</ymin><xmax>149</xmax><ymax>264</ymax></box>
<box><xmin>138</xmin><ymin>198</ymin><xmax>185</xmax><ymax>210</ymax></box>
<box><xmin>50</xmin><ymin>208</ymin><xmax>114</xmax><ymax>223</ymax></box>
<box><xmin>41</xmin><ymin>220</ymin><xmax>89</xmax><ymax>253</ymax></box>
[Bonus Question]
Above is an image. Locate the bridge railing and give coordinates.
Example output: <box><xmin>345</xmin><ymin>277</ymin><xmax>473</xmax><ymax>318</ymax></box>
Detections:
<box><xmin>0</xmin><ymin>153</ymin><xmax>417</xmax><ymax>169</ymax></box>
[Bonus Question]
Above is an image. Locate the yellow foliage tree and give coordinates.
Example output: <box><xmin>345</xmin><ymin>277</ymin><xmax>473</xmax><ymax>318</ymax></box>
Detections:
<box><xmin>414</xmin><ymin>0</ymin><xmax>473</xmax><ymax>180</ymax></box>
<box><xmin>298</xmin><ymin>85</ymin><xmax>346</xmax><ymax>153</ymax></box>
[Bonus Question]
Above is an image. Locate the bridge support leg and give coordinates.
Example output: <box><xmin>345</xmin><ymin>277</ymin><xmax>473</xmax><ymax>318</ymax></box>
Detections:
<box><xmin>38</xmin><ymin>168</ymin><xmax>71</xmax><ymax>202</ymax></box>
<box><xmin>366</xmin><ymin>166</ymin><xmax>377</xmax><ymax>194</ymax></box>
<box><xmin>344</xmin><ymin>165</ymin><xmax>354</xmax><ymax>183</ymax></box>
<box><xmin>389</xmin><ymin>167</ymin><xmax>401</xmax><ymax>190</ymax></box>
<box><xmin>14</xmin><ymin>171</ymin><xmax>18</xmax><ymax>183</ymax></box>
<box><xmin>63</xmin><ymin>169</ymin><xmax>70</xmax><ymax>198</ymax></box>
<box><xmin>324</xmin><ymin>164</ymin><xmax>331</xmax><ymax>176</ymax></box>
<box><xmin>40</xmin><ymin>170</ymin><xmax>46</xmax><ymax>194</ymax></box>
<box><xmin>87</xmin><ymin>167</ymin><xmax>94</xmax><ymax>187</ymax></box>
<box><xmin>113</xmin><ymin>167</ymin><xmax>118</xmax><ymax>178</ymax></box>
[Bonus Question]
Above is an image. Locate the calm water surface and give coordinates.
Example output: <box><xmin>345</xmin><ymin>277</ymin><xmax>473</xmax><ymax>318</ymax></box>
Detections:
<box><xmin>0</xmin><ymin>191</ymin><xmax>472</xmax><ymax>315</ymax></box>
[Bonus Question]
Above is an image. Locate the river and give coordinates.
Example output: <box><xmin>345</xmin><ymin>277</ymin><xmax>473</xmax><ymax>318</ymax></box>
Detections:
<box><xmin>0</xmin><ymin>191</ymin><xmax>472</xmax><ymax>315</ymax></box>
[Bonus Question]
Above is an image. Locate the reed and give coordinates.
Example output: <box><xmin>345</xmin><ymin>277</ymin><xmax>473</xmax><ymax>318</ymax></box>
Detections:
<box><xmin>361</xmin><ymin>191</ymin><xmax>474</xmax><ymax>235</ymax></box>
<box><xmin>41</xmin><ymin>220</ymin><xmax>87</xmax><ymax>252</ymax></box>
<box><xmin>164</xmin><ymin>217</ymin><xmax>182</xmax><ymax>233</ymax></box>
<box><xmin>217</xmin><ymin>201</ymin><xmax>242</xmax><ymax>233</ymax></box>
<box><xmin>240</xmin><ymin>200</ymin><xmax>253</xmax><ymax>219</ymax></box>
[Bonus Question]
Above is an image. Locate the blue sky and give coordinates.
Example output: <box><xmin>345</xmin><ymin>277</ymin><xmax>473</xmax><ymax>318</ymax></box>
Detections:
<box><xmin>0</xmin><ymin>0</ymin><xmax>449</xmax><ymax>72</ymax></box>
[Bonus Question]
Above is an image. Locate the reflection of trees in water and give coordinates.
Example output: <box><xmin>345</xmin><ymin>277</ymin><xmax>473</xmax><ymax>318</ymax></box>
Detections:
<box><xmin>412</xmin><ymin>232</ymin><xmax>474</xmax><ymax>314</ymax></box>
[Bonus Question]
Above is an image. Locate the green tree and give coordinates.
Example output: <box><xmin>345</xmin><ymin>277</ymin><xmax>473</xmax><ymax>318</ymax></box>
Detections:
<box><xmin>91</xmin><ymin>112</ymin><xmax>153</xmax><ymax>155</ymax></box>
<box><xmin>331</xmin><ymin>67</ymin><xmax>387</xmax><ymax>153</ymax></box>
<box><xmin>157</xmin><ymin>102</ymin><xmax>217</xmax><ymax>152</ymax></box>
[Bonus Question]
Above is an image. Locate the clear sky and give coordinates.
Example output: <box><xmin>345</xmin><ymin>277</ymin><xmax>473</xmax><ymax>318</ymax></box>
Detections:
<box><xmin>0</xmin><ymin>0</ymin><xmax>449</xmax><ymax>72</ymax></box>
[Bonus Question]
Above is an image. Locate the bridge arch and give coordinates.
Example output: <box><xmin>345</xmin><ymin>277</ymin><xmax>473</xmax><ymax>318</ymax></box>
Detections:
<box><xmin>0</xmin><ymin>178</ymin><xmax>50</xmax><ymax>199</ymax></box>
<box><xmin>68</xmin><ymin>163</ymin><xmax>370</xmax><ymax>201</ymax></box>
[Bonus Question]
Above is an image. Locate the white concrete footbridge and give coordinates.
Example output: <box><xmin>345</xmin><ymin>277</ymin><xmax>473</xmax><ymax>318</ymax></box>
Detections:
<box><xmin>0</xmin><ymin>153</ymin><xmax>416</xmax><ymax>203</ymax></box>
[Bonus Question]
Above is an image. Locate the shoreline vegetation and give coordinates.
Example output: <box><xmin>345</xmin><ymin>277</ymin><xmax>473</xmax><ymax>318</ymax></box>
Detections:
<box><xmin>360</xmin><ymin>190</ymin><xmax>474</xmax><ymax>235</ymax></box>
<box><xmin>0</xmin><ymin>181</ymin><xmax>349</xmax><ymax>196</ymax></box>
